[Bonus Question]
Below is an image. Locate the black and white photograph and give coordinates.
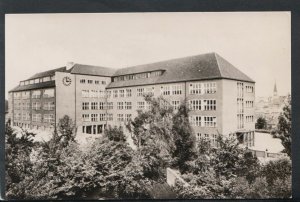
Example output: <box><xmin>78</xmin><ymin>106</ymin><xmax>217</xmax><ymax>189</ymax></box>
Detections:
<box><xmin>4</xmin><ymin>12</ymin><xmax>291</xmax><ymax>199</ymax></box>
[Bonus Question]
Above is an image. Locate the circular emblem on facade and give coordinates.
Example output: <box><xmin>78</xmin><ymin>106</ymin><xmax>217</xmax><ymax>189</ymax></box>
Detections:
<box><xmin>62</xmin><ymin>76</ymin><xmax>72</xmax><ymax>86</ymax></box>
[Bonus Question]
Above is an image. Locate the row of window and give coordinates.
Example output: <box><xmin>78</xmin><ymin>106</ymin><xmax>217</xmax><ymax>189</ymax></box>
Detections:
<box><xmin>189</xmin><ymin>82</ymin><xmax>217</xmax><ymax>94</ymax></box>
<box><xmin>14</xmin><ymin>102</ymin><xmax>55</xmax><ymax>110</ymax></box>
<box><xmin>19</xmin><ymin>76</ymin><xmax>55</xmax><ymax>86</ymax></box>
<box><xmin>82</xmin><ymin>90</ymin><xmax>106</xmax><ymax>98</ymax></box>
<box><xmin>14</xmin><ymin>113</ymin><xmax>54</xmax><ymax>123</ymax></box>
<box><xmin>113</xmin><ymin>70</ymin><xmax>163</xmax><ymax>82</ymax></box>
<box><xmin>189</xmin><ymin>99</ymin><xmax>216</xmax><ymax>111</ymax></box>
<box><xmin>80</xmin><ymin>79</ymin><xmax>107</xmax><ymax>85</ymax></box>
<box><xmin>14</xmin><ymin>89</ymin><xmax>55</xmax><ymax>99</ymax></box>
<box><xmin>196</xmin><ymin>133</ymin><xmax>218</xmax><ymax>147</ymax></box>
<box><xmin>189</xmin><ymin>116</ymin><xmax>217</xmax><ymax>127</ymax></box>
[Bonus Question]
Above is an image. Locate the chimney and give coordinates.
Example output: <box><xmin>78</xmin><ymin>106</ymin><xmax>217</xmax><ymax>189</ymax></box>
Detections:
<box><xmin>66</xmin><ymin>62</ymin><xmax>75</xmax><ymax>69</ymax></box>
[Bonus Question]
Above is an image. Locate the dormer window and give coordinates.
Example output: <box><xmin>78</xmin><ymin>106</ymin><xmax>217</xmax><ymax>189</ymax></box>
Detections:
<box><xmin>20</xmin><ymin>81</ymin><xmax>25</xmax><ymax>86</ymax></box>
<box><xmin>34</xmin><ymin>78</ymin><xmax>39</xmax><ymax>83</ymax></box>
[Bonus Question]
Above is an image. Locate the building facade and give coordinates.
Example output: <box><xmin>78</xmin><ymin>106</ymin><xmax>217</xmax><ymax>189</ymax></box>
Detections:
<box><xmin>8</xmin><ymin>53</ymin><xmax>255</xmax><ymax>147</ymax></box>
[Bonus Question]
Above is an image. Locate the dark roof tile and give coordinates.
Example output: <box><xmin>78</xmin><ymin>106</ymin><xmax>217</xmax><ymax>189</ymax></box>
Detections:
<box><xmin>28</xmin><ymin>67</ymin><xmax>66</xmax><ymax>80</ymax></box>
<box><xmin>9</xmin><ymin>81</ymin><xmax>55</xmax><ymax>92</ymax></box>
<box><xmin>70</xmin><ymin>64</ymin><xmax>116</xmax><ymax>77</ymax></box>
<box><xmin>107</xmin><ymin>52</ymin><xmax>254</xmax><ymax>89</ymax></box>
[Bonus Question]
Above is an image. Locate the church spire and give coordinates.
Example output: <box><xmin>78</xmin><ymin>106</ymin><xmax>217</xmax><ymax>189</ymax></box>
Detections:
<box><xmin>273</xmin><ymin>81</ymin><xmax>277</xmax><ymax>97</ymax></box>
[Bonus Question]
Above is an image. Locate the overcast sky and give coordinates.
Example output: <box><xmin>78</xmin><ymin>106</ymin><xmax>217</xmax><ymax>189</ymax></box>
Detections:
<box><xmin>5</xmin><ymin>12</ymin><xmax>290</xmax><ymax>98</ymax></box>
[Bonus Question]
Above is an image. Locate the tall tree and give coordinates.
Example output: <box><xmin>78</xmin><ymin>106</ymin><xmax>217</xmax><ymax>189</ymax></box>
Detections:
<box><xmin>172</xmin><ymin>102</ymin><xmax>197</xmax><ymax>173</ymax></box>
<box><xmin>273</xmin><ymin>95</ymin><xmax>291</xmax><ymax>157</ymax></box>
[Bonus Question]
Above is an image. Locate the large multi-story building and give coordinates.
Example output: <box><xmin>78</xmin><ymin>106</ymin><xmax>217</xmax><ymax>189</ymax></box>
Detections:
<box><xmin>8</xmin><ymin>52</ymin><xmax>255</xmax><ymax>147</ymax></box>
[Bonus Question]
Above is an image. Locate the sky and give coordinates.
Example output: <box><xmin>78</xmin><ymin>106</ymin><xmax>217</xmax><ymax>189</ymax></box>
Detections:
<box><xmin>5</xmin><ymin>12</ymin><xmax>291</xmax><ymax>98</ymax></box>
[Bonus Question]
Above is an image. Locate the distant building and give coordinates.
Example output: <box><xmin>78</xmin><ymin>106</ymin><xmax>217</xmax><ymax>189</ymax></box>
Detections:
<box><xmin>8</xmin><ymin>52</ymin><xmax>255</xmax><ymax>147</ymax></box>
<box><xmin>255</xmin><ymin>82</ymin><xmax>288</xmax><ymax>129</ymax></box>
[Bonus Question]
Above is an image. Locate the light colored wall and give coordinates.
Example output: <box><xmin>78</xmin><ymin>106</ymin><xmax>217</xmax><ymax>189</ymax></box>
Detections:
<box><xmin>55</xmin><ymin>72</ymin><xmax>76</xmax><ymax>125</ymax></box>
<box><xmin>75</xmin><ymin>74</ymin><xmax>111</xmax><ymax>133</ymax></box>
<box><xmin>222</xmin><ymin>79</ymin><xmax>255</xmax><ymax>136</ymax></box>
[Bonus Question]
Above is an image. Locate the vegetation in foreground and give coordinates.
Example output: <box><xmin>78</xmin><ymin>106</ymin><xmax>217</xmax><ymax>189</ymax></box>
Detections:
<box><xmin>5</xmin><ymin>96</ymin><xmax>291</xmax><ymax>199</ymax></box>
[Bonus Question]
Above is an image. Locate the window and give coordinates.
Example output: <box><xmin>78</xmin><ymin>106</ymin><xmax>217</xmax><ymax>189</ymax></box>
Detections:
<box><xmin>43</xmin><ymin>77</ymin><xmax>51</xmax><ymax>82</ymax></box>
<box><xmin>117</xmin><ymin>102</ymin><xmax>124</xmax><ymax>110</ymax></box>
<box><xmin>117</xmin><ymin>114</ymin><xmax>124</xmax><ymax>122</ymax></box>
<box><xmin>204</xmin><ymin>116</ymin><xmax>217</xmax><ymax>127</ymax></box>
<box><xmin>137</xmin><ymin>88</ymin><xmax>145</xmax><ymax>97</ymax></box>
<box><xmin>246</xmin><ymin>101</ymin><xmax>254</xmax><ymax>108</ymax></box>
<box><xmin>246</xmin><ymin>116</ymin><xmax>254</xmax><ymax>123</ymax></box>
<box><xmin>189</xmin><ymin>83</ymin><xmax>202</xmax><ymax>94</ymax></box>
<box><xmin>113</xmin><ymin>90</ymin><xmax>118</xmax><ymax>98</ymax></box>
<box><xmin>24</xmin><ymin>113</ymin><xmax>30</xmax><ymax>121</ymax></box>
<box><xmin>171</xmin><ymin>100</ymin><xmax>180</xmax><ymax>110</ymax></box>
<box><xmin>137</xmin><ymin>101</ymin><xmax>145</xmax><ymax>109</ymax></box>
<box><xmin>99</xmin><ymin>102</ymin><xmax>105</xmax><ymax>110</ymax></box>
<box><xmin>189</xmin><ymin>100</ymin><xmax>201</xmax><ymax>110</ymax></box>
<box><xmin>145</xmin><ymin>87</ymin><xmax>154</xmax><ymax>96</ymax></box>
<box><xmin>98</xmin><ymin>90</ymin><xmax>105</xmax><ymax>98</ymax></box>
<box><xmin>82</xmin><ymin>114</ymin><xmax>90</xmax><ymax>122</ymax></box>
<box><xmin>125</xmin><ymin>114</ymin><xmax>132</xmax><ymax>121</ymax></box>
<box><xmin>32</xmin><ymin>114</ymin><xmax>41</xmax><ymax>122</ymax></box>
<box><xmin>107</xmin><ymin>102</ymin><xmax>113</xmax><ymax>110</ymax></box>
<box><xmin>43</xmin><ymin>114</ymin><xmax>54</xmax><ymax>123</ymax></box>
<box><xmin>107</xmin><ymin>114</ymin><xmax>113</xmax><ymax>121</ymax></box>
<box><xmin>91</xmin><ymin>102</ymin><xmax>98</xmax><ymax>110</ymax></box>
<box><xmin>237</xmin><ymin>98</ymin><xmax>244</xmax><ymax>113</ymax></box>
<box><xmin>81</xmin><ymin>90</ymin><xmax>89</xmax><ymax>98</ymax></box>
<box><xmin>125</xmin><ymin>89</ymin><xmax>132</xmax><ymax>97</ymax></box>
<box><xmin>172</xmin><ymin>85</ymin><xmax>182</xmax><ymax>95</ymax></box>
<box><xmin>203</xmin><ymin>100</ymin><xmax>216</xmax><ymax>110</ymax></box>
<box><xmin>80</xmin><ymin>79</ymin><xmax>86</xmax><ymax>84</ymax></box>
<box><xmin>125</xmin><ymin>102</ymin><xmax>132</xmax><ymax>110</ymax></box>
<box><xmin>34</xmin><ymin>78</ymin><xmax>40</xmax><ymax>83</ymax></box>
<box><xmin>189</xmin><ymin>115</ymin><xmax>201</xmax><ymax>126</ymax></box>
<box><xmin>237</xmin><ymin>114</ymin><xmax>244</xmax><ymax>129</ymax></box>
<box><xmin>21</xmin><ymin>91</ymin><xmax>30</xmax><ymax>99</ymax></box>
<box><xmin>161</xmin><ymin>86</ymin><xmax>171</xmax><ymax>95</ymax></box>
<box><xmin>88</xmin><ymin>80</ymin><xmax>93</xmax><ymax>84</ymax></box>
<box><xmin>82</xmin><ymin>102</ymin><xmax>89</xmax><ymax>110</ymax></box>
<box><xmin>32</xmin><ymin>102</ymin><xmax>41</xmax><ymax>110</ymax></box>
<box><xmin>237</xmin><ymin>82</ymin><xmax>244</xmax><ymax>97</ymax></box>
<box><xmin>50</xmin><ymin>75</ymin><xmax>55</xmax><ymax>81</ymax></box>
<box><xmin>211</xmin><ymin>134</ymin><xmax>218</xmax><ymax>147</ymax></box>
<box><xmin>95</xmin><ymin>80</ymin><xmax>100</xmax><ymax>84</ymax></box>
<box><xmin>43</xmin><ymin>89</ymin><xmax>54</xmax><ymax>98</ymax></box>
<box><xmin>99</xmin><ymin>114</ymin><xmax>106</xmax><ymax>121</ymax></box>
<box><xmin>102</xmin><ymin>81</ymin><xmax>106</xmax><ymax>85</ymax></box>
<box><xmin>32</xmin><ymin>90</ymin><xmax>41</xmax><ymax>99</ymax></box>
<box><xmin>204</xmin><ymin>82</ymin><xmax>217</xmax><ymax>94</ymax></box>
<box><xmin>119</xmin><ymin>89</ymin><xmax>125</xmax><ymax>97</ymax></box>
<box><xmin>43</xmin><ymin>102</ymin><xmax>55</xmax><ymax>110</ymax></box>
<box><xmin>90</xmin><ymin>90</ymin><xmax>98</xmax><ymax>98</ymax></box>
<box><xmin>196</xmin><ymin>133</ymin><xmax>201</xmax><ymax>141</ymax></box>
<box><xmin>91</xmin><ymin>114</ymin><xmax>98</xmax><ymax>122</ymax></box>
<box><xmin>20</xmin><ymin>81</ymin><xmax>25</xmax><ymax>86</ymax></box>
<box><xmin>29</xmin><ymin>80</ymin><xmax>34</xmax><ymax>84</ymax></box>
<box><xmin>106</xmin><ymin>90</ymin><xmax>112</xmax><ymax>98</ymax></box>
<box><xmin>246</xmin><ymin>86</ymin><xmax>254</xmax><ymax>93</ymax></box>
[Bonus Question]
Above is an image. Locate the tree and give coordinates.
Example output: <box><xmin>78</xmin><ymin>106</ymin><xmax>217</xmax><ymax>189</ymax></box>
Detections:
<box><xmin>272</xmin><ymin>95</ymin><xmax>291</xmax><ymax>157</ymax></box>
<box><xmin>57</xmin><ymin>115</ymin><xmax>76</xmax><ymax>148</ymax></box>
<box><xmin>172</xmin><ymin>102</ymin><xmax>197</xmax><ymax>173</ymax></box>
<box><xmin>255</xmin><ymin>117</ymin><xmax>267</xmax><ymax>129</ymax></box>
<box><xmin>5</xmin><ymin>126</ymin><xmax>36</xmax><ymax>199</ymax></box>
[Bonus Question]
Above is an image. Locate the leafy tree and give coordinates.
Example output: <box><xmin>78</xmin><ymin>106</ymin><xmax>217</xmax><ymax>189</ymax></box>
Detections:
<box><xmin>57</xmin><ymin>115</ymin><xmax>76</xmax><ymax>148</ymax></box>
<box><xmin>255</xmin><ymin>117</ymin><xmax>267</xmax><ymax>129</ymax></box>
<box><xmin>5</xmin><ymin>126</ymin><xmax>36</xmax><ymax>199</ymax></box>
<box><xmin>104</xmin><ymin>125</ymin><xmax>126</xmax><ymax>142</ymax></box>
<box><xmin>272</xmin><ymin>95</ymin><xmax>291</xmax><ymax>157</ymax></box>
<box><xmin>172</xmin><ymin>102</ymin><xmax>197</xmax><ymax>173</ymax></box>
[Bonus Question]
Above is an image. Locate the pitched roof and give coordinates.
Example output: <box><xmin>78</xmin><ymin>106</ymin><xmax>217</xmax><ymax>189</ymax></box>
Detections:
<box><xmin>69</xmin><ymin>63</ymin><xmax>116</xmax><ymax>77</ymax></box>
<box><xmin>28</xmin><ymin>67</ymin><xmax>67</xmax><ymax>80</ymax></box>
<box><xmin>107</xmin><ymin>52</ymin><xmax>254</xmax><ymax>89</ymax></box>
<box><xmin>9</xmin><ymin>81</ymin><xmax>55</xmax><ymax>92</ymax></box>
